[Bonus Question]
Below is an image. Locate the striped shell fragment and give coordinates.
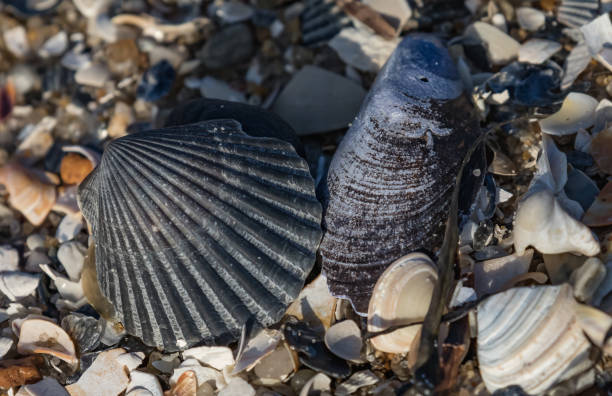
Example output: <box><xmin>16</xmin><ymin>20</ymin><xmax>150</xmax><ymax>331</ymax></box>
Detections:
<box><xmin>77</xmin><ymin>119</ymin><xmax>323</xmax><ymax>351</ymax></box>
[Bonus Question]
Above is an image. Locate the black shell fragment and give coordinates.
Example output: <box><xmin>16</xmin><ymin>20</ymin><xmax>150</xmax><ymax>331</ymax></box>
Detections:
<box><xmin>78</xmin><ymin>119</ymin><xmax>322</xmax><ymax>351</ymax></box>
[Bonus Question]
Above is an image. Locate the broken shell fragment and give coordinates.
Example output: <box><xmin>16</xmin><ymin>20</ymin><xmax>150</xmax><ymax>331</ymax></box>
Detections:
<box><xmin>17</xmin><ymin>319</ymin><xmax>78</xmax><ymax>366</ymax></box>
<box><xmin>474</xmin><ymin>249</ymin><xmax>534</xmax><ymax>297</ymax></box>
<box><xmin>477</xmin><ymin>284</ymin><xmax>592</xmax><ymax>394</ymax></box>
<box><xmin>0</xmin><ymin>162</ymin><xmax>56</xmax><ymax>226</ymax></box>
<box><xmin>539</xmin><ymin>92</ymin><xmax>598</xmax><ymax>136</ymax></box>
<box><xmin>78</xmin><ymin>117</ymin><xmax>322</xmax><ymax>351</ymax></box>
<box><xmin>233</xmin><ymin>329</ymin><xmax>281</xmax><ymax>374</ymax></box>
<box><xmin>590</xmin><ymin>128</ymin><xmax>612</xmax><ymax>174</ymax></box>
<box><xmin>367</xmin><ymin>253</ymin><xmax>438</xmax><ymax>354</ymax></box>
<box><xmin>583</xmin><ymin>181</ymin><xmax>612</xmax><ymax>227</ymax></box>
<box><xmin>0</xmin><ymin>272</ymin><xmax>40</xmax><ymax>301</ymax></box>
<box><xmin>514</xmin><ymin>188</ymin><xmax>600</xmax><ymax>256</ymax></box>
<box><xmin>574</xmin><ymin>303</ymin><xmax>612</xmax><ymax>355</ymax></box>
<box><xmin>324</xmin><ymin>320</ymin><xmax>362</xmax><ymax>362</ymax></box>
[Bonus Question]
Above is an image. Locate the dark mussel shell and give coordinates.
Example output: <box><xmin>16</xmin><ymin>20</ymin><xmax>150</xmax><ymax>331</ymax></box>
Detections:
<box><xmin>319</xmin><ymin>36</ymin><xmax>482</xmax><ymax>314</ymax></box>
<box><xmin>78</xmin><ymin>118</ymin><xmax>322</xmax><ymax>351</ymax></box>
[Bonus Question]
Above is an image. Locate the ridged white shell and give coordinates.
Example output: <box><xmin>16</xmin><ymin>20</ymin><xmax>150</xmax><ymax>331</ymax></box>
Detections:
<box><xmin>477</xmin><ymin>284</ymin><xmax>592</xmax><ymax>394</ymax></box>
<box><xmin>78</xmin><ymin>119</ymin><xmax>322</xmax><ymax>351</ymax></box>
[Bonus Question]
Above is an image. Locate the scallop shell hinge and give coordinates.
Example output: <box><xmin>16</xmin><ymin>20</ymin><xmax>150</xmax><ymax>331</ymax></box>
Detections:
<box><xmin>78</xmin><ymin>119</ymin><xmax>323</xmax><ymax>351</ymax></box>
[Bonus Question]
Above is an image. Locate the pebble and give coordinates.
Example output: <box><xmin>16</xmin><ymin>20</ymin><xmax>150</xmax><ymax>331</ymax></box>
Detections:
<box><xmin>272</xmin><ymin>65</ymin><xmax>366</xmax><ymax>135</ymax></box>
<box><xmin>464</xmin><ymin>22</ymin><xmax>520</xmax><ymax>66</ymax></box>
<box><xmin>137</xmin><ymin>60</ymin><xmax>176</xmax><ymax>101</ymax></box>
<box><xmin>107</xmin><ymin>102</ymin><xmax>135</xmax><ymax>138</ymax></box>
<box><xmin>329</xmin><ymin>27</ymin><xmax>399</xmax><ymax>72</ymax></box>
<box><xmin>26</xmin><ymin>234</ymin><xmax>45</xmax><ymax>251</ymax></box>
<box><xmin>3</xmin><ymin>26</ymin><xmax>30</xmax><ymax>58</ymax></box>
<box><xmin>214</xmin><ymin>0</ymin><xmax>254</xmax><ymax>23</ymax></box>
<box><xmin>516</xmin><ymin>7</ymin><xmax>546</xmax><ymax>31</ymax></box>
<box><xmin>75</xmin><ymin>63</ymin><xmax>111</xmax><ymax>88</ymax></box>
<box><xmin>57</xmin><ymin>241</ymin><xmax>85</xmax><ymax>282</ymax></box>
<box><xmin>15</xmin><ymin>377</ymin><xmax>68</xmax><ymax>396</ymax></box>
<box><xmin>200</xmin><ymin>76</ymin><xmax>246</xmax><ymax>103</ymax></box>
<box><xmin>38</xmin><ymin>31</ymin><xmax>68</xmax><ymax>58</ymax></box>
<box><xmin>518</xmin><ymin>39</ymin><xmax>562</xmax><ymax>64</ymax></box>
<box><xmin>0</xmin><ymin>272</ymin><xmax>40</xmax><ymax>301</ymax></box>
<box><xmin>17</xmin><ymin>318</ymin><xmax>78</xmax><ymax>366</ymax></box>
<box><xmin>16</xmin><ymin>117</ymin><xmax>57</xmax><ymax>165</ymax></box>
<box><xmin>0</xmin><ymin>246</ymin><xmax>20</xmax><ymax>272</ymax></box>
<box><xmin>590</xmin><ymin>128</ymin><xmax>612</xmax><ymax>174</ymax></box>
<box><xmin>571</xmin><ymin>257</ymin><xmax>607</xmax><ymax>303</ymax></box>
<box><xmin>9</xmin><ymin>65</ymin><xmax>41</xmax><ymax>95</ymax></box>
<box><xmin>199</xmin><ymin>24</ymin><xmax>254</xmax><ymax>69</ymax></box>
<box><xmin>218</xmin><ymin>377</ymin><xmax>255</xmax><ymax>396</ymax></box>
<box><xmin>55</xmin><ymin>215</ymin><xmax>83</xmax><ymax>243</ymax></box>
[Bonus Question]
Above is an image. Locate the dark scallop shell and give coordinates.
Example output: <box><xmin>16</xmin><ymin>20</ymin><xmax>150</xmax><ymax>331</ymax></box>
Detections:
<box><xmin>78</xmin><ymin>118</ymin><xmax>322</xmax><ymax>351</ymax></box>
<box><xmin>319</xmin><ymin>36</ymin><xmax>482</xmax><ymax>314</ymax></box>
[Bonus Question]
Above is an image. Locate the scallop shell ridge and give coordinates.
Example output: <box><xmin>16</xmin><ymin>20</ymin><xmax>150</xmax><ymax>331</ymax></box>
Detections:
<box><xmin>78</xmin><ymin>119</ymin><xmax>322</xmax><ymax>351</ymax></box>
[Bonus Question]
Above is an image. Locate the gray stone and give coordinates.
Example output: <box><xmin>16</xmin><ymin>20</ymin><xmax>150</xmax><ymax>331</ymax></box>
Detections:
<box><xmin>272</xmin><ymin>65</ymin><xmax>366</xmax><ymax>135</ymax></box>
<box><xmin>25</xmin><ymin>251</ymin><xmax>50</xmax><ymax>273</ymax></box>
<box><xmin>75</xmin><ymin>63</ymin><xmax>110</xmax><ymax>88</ymax></box>
<box><xmin>571</xmin><ymin>257</ymin><xmax>607</xmax><ymax>303</ymax></box>
<box><xmin>0</xmin><ymin>246</ymin><xmax>19</xmax><ymax>272</ymax></box>
<box><xmin>516</xmin><ymin>7</ymin><xmax>546</xmax><ymax>32</ymax></box>
<box><xmin>199</xmin><ymin>24</ymin><xmax>253</xmax><ymax>69</ymax></box>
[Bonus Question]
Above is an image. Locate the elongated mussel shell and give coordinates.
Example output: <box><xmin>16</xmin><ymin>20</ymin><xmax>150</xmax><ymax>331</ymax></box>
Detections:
<box><xmin>319</xmin><ymin>36</ymin><xmax>481</xmax><ymax>314</ymax></box>
<box><xmin>78</xmin><ymin>119</ymin><xmax>322</xmax><ymax>351</ymax></box>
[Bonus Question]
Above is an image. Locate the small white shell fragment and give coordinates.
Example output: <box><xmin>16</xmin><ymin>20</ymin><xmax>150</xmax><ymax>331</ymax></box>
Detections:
<box><xmin>474</xmin><ymin>249</ymin><xmax>534</xmax><ymax>297</ymax></box>
<box><xmin>170</xmin><ymin>359</ymin><xmax>224</xmax><ymax>390</ymax></box>
<box><xmin>570</xmin><ymin>257</ymin><xmax>607</xmax><ymax>303</ymax></box>
<box><xmin>218</xmin><ymin>377</ymin><xmax>255</xmax><ymax>396</ymax></box>
<box><xmin>253</xmin><ymin>343</ymin><xmax>297</xmax><ymax>385</ymax></box>
<box><xmin>233</xmin><ymin>329</ymin><xmax>282</xmax><ymax>374</ymax></box>
<box><xmin>561</xmin><ymin>42</ymin><xmax>592</xmax><ymax>90</ymax></box>
<box><xmin>126</xmin><ymin>371</ymin><xmax>163</xmax><ymax>396</ymax></box>
<box><xmin>0</xmin><ymin>245</ymin><xmax>20</xmax><ymax>272</ymax></box>
<box><xmin>324</xmin><ymin>320</ymin><xmax>362</xmax><ymax>361</ymax></box>
<box><xmin>40</xmin><ymin>264</ymin><xmax>84</xmax><ymax>301</ymax></box>
<box><xmin>55</xmin><ymin>215</ymin><xmax>83</xmax><ymax>243</ymax></box>
<box><xmin>516</xmin><ymin>7</ymin><xmax>546</xmax><ymax>31</ymax></box>
<box><xmin>182</xmin><ymin>346</ymin><xmax>234</xmax><ymax>370</ymax></box>
<box><xmin>116</xmin><ymin>351</ymin><xmax>145</xmax><ymax>371</ymax></box>
<box><xmin>3</xmin><ymin>26</ymin><xmax>30</xmax><ymax>58</ymax></box>
<box><xmin>17</xmin><ymin>319</ymin><xmax>77</xmax><ymax>366</ymax></box>
<box><xmin>15</xmin><ymin>377</ymin><xmax>68</xmax><ymax>396</ymax></box>
<box><xmin>299</xmin><ymin>373</ymin><xmax>331</xmax><ymax>396</ymax></box>
<box><xmin>477</xmin><ymin>285</ymin><xmax>592</xmax><ymax>394</ymax></box>
<box><xmin>39</xmin><ymin>31</ymin><xmax>68</xmax><ymax>58</ymax></box>
<box><xmin>328</xmin><ymin>28</ymin><xmax>399</xmax><ymax>73</ymax></box>
<box><xmin>539</xmin><ymin>93</ymin><xmax>598</xmax><ymax>136</ymax></box>
<box><xmin>0</xmin><ymin>271</ymin><xmax>40</xmax><ymax>301</ymax></box>
<box><xmin>200</xmin><ymin>76</ymin><xmax>246</xmax><ymax>103</ymax></box>
<box><xmin>580</xmin><ymin>14</ymin><xmax>612</xmax><ymax>55</ymax></box>
<box><xmin>574</xmin><ymin>303</ymin><xmax>612</xmax><ymax>355</ymax></box>
<box><xmin>285</xmin><ymin>275</ymin><xmax>336</xmax><ymax>333</ymax></box>
<box><xmin>518</xmin><ymin>39</ymin><xmax>562</xmax><ymax>64</ymax></box>
<box><xmin>0</xmin><ymin>337</ymin><xmax>13</xmax><ymax>359</ymax></box>
<box><xmin>66</xmin><ymin>348</ymin><xmax>134</xmax><ymax>396</ymax></box>
<box><xmin>335</xmin><ymin>370</ymin><xmax>379</xmax><ymax>396</ymax></box>
<box><xmin>514</xmin><ymin>188</ymin><xmax>600</xmax><ymax>256</ymax></box>
<box><xmin>75</xmin><ymin>63</ymin><xmax>110</xmax><ymax>88</ymax></box>
<box><xmin>367</xmin><ymin>253</ymin><xmax>438</xmax><ymax>354</ymax></box>
<box><xmin>464</xmin><ymin>22</ymin><xmax>520</xmax><ymax>65</ymax></box>
<box><xmin>57</xmin><ymin>241</ymin><xmax>85</xmax><ymax>282</ymax></box>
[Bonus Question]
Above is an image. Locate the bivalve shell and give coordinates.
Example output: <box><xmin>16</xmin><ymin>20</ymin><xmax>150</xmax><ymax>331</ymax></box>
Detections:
<box><xmin>78</xmin><ymin>118</ymin><xmax>322</xmax><ymax>351</ymax></box>
<box><xmin>477</xmin><ymin>284</ymin><xmax>592</xmax><ymax>394</ymax></box>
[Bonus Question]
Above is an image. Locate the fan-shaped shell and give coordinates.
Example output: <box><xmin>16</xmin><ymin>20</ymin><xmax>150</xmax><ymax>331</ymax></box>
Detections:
<box><xmin>78</xmin><ymin>119</ymin><xmax>322</xmax><ymax>351</ymax></box>
<box><xmin>477</xmin><ymin>284</ymin><xmax>592</xmax><ymax>394</ymax></box>
<box><xmin>319</xmin><ymin>36</ymin><xmax>481</xmax><ymax>314</ymax></box>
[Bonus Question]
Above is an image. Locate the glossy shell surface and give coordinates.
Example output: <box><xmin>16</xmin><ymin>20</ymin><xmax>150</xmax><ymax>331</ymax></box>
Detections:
<box><xmin>78</xmin><ymin>119</ymin><xmax>322</xmax><ymax>351</ymax></box>
<box><xmin>477</xmin><ymin>284</ymin><xmax>592</xmax><ymax>394</ymax></box>
<box><xmin>319</xmin><ymin>36</ymin><xmax>481</xmax><ymax>313</ymax></box>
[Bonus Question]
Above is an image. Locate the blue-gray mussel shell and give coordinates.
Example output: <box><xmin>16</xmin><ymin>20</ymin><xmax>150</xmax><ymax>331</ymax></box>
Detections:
<box><xmin>319</xmin><ymin>36</ymin><xmax>482</xmax><ymax>314</ymax></box>
<box><xmin>78</xmin><ymin>119</ymin><xmax>322</xmax><ymax>351</ymax></box>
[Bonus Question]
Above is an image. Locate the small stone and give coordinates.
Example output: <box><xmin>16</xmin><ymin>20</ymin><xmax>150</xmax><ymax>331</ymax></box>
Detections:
<box><xmin>218</xmin><ymin>377</ymin><xmax>255</xmax><ymax>396</ymax></box>
<box><xmin>518</xmin><ymin>39</ymin><xmax>562</xmax><ymax>64</ymax></box>
<box><xmin>464</xmin><ymin>22</ymin><xmax>520</xmax><ymax>66</ymax></box>
<box><xmin>272</xmin><ymin>65</ymin><xmax>366</xmax><ymax>135</ymax></box>
<box><xmin>571</xmin><ymin>257</ymin><xmax>607</xmax><ymax>303</ymax></box>
<box><xmin>15</xmin><ymin>377</ymin><xmax>68</xmax><ymax>396</ymax></box>
<box><xmin>26</xmin><ymin>234</ymin><xmax>45</xmax><ymax>251</ymax></box>
<box><xmin>105</xmin><ymin>39</ymin><xmax>140</xmax><ymax>76</ymax></box>
<box><xmin>16</xmin><ymin>117</ymin><xmax>57</xmax><ymax>165</ymax></box>
<box><xmin>199</xmin><ymin>24</ymin><xmax>253</xmax><ymax>69</ymax></box>
<box><xmin>0</xmin><ymin>246</ymin><xmax>19</xmax><ymax>272</ymax></box>
<box><xmin>3</xmin><ymin>26</ymin><xmax>30</xmax><ymax>58</ymax></box>
<box><xmin>137</xmin><ymin>60</ymin><xmax>175</xmax><ymax>102</ymax></box>
<box><xmin>200</xmin><ymin>77</ymin><xmax>246</xmax><ymax>103</ymax></box>
<box><xmin>60</xmin><ymin>153</ymin><xmax>94</xmax><ymax>185</ymax></box>
<box><xmin>38</xmin><ymin>31</ymin><xmax>68</xmax><ymax>58</ymax></box>
<box><xmin>215</xmin><ymin>0</ymin><xmax>254</xmax><ymax>23</ymax></box>
<box><xmin>329</xmin><ymin>28</ymin><xmax>399</xmax><ymax>73</ymax></box>
<box><xmin>55</xmin><ymin>215</ymin><xmax>83</xmax><ymax>243</ymax></box>
<box><xmin>75</xmin><ymin>63</ymin><xmax>110</xmax><ymax>88</ymax></box>
<box><xmin>0</xmin><ymin>272</ymin><xmax>40</xmax><ymax>301</ymax></box>
<box><xmin>107</xmin><ymin>102</ymin><xmax>134</xmax><ymax>139</ymax></box>
<box><xmin>57</xmin><ymin>241</ymin><xmax>85</xmax><ymax>281</ymax></box>
<box><xmin>516</xmin><ymin>7</ymin><xmax>546</xmax><ymax>31</ymax></box>
<box><xmin>182</xmin><ymin>346</ymin><xmax>234</xmax><ymax>370</ymax></box>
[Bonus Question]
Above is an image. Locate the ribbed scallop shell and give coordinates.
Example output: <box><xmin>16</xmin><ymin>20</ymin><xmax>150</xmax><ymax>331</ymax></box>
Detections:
<box><xmin>319</xmin><ymin>36</ymin><xmax>481</xmax><ymax>314</ymax></box>
<box><xmin>78</xmin><ymin>119</ymin><xmax>322</xmax><ymax>351</ymax></box>
<box><xmin>477</xmin><ymin>284</ymin><xmax>592</xmax><ymax>394</ymax></box>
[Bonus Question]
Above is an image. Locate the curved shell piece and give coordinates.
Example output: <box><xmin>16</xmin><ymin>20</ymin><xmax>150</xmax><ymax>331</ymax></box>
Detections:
<box><xmin>320</xmin><ymin>36</ymin><xmax>481</xmax><ymax>314</ymax></box>
<box><xmin>477</xmin><ymin>284</ymin><xmax>592</xmax><ymax>394</ymax></box>
<box><xmin>539</xmin><ymin>92</ymin><xmax>598</xmax><ymax>136</ymax></box>
<box><xmin>367</xmin><ymin>253</ymin><xmax>438</xmax><ymax>354</ymax></box>
<box><xmin>78</xmin><ymin>119</ymin><xmax>322</xmax><ymax>351</ymax></box>
<box><xmin>17</xmin><ymin>318</ymin><xmax>78</xmax><ymax>366</ymax></box>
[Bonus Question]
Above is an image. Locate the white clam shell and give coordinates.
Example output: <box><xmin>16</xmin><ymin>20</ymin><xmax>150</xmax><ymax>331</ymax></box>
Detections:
<box><xmin>477</xmin><ymin>284</ymin><xmax>592</xmax><ymax>394</ymax></box>
<box><xmin>324</xmin><ymin>320</ymin><xmax>362</xmax><ymax>361</ymax></box>
<box><xmin>367</xmin><ymin>253</ymin><xmax>438</xmax><ymax>354</ymax></box>
<box><xmin>17</xmin><ymin>318</ymin><xmax>77</xmax><ymax>366</ymax></box>
<box><xmin>539</xmin><ymin>92</ymin><xmax>598</xmax><ymax>136</ymax></box>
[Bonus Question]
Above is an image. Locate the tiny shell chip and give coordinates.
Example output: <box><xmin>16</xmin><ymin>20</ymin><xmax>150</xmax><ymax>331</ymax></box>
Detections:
<box><xmin>367</xmin><ymin>253</ymin><xmax>438</xmax><ymax>354</ymax></box>
<box><xmin>583</xmin><ymin>181</ymin><xmax>612</xmax><ymax>226</ymax></box>
<box><xmin>0</xmin><ymin>272</ymin><xmax>40</xmax><ymax>301</ymax></box>
<box><xmin>324</xmin><ymin>320</ymin><xmax>362</xmax><ymax>361</ymax></box>
<box><xmin>0</xmin><ymin>162</ymin><xmax>56</xmax><ymax>226</ymax></box>
<box><xmin>78</xmin><ymin>118</ymin><xmax>322</xmax><ymax>352</ymax></box>
<box><xmin>182</xmin><ymin>346</ymin><xmax>234</xmax><ymax>371</ymax></box>
<box><xmin>17</xmin><ymin>319</ymin><xmax>77</xmax><ymax>366</ymax></box>
<box><xmin>539</xmin><ymin>93</ymin><xmax>598</xmax><ymax>135</ymax></box>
